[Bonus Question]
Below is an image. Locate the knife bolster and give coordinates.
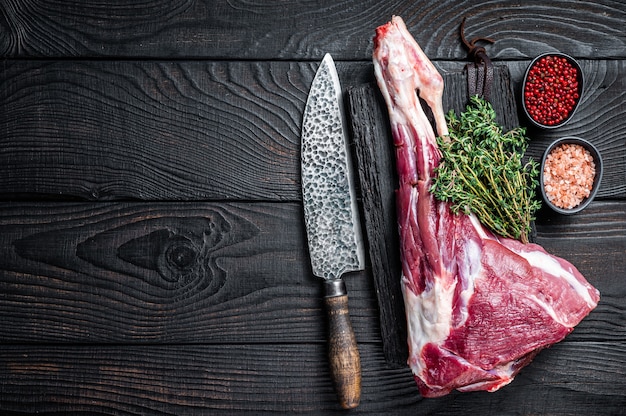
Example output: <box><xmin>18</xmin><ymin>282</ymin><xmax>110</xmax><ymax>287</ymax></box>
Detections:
<box><xmin>324</xmin><ymin>279</ymin><xmax>347</xmax><ymax>298</ymax></box>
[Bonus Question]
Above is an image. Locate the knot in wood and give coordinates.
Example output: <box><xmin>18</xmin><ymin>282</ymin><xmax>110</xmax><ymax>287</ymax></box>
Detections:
<box><xmin>165</xmin><ymin>237</ymin><xmax>198</xmax><ymax>271</ymax></box>
<box><xmin>158</xmin><ymin>235</ymin><xmax>201</xmax><ymax>282</ymax></box>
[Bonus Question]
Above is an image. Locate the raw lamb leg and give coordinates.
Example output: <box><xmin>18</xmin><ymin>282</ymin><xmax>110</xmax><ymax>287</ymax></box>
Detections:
<box><xmin>373</xmin><ymin>16</ymin><xmax>600</xmax><ymax>398</ymax></box>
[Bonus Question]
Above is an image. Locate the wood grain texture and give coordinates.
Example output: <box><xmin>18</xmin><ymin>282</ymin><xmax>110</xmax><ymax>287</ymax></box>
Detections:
<box><xmin>324</xmin><ymin>293</ymin><xmax>362</xmax><ymax>409</ymax></box>
<box><xmin>0</xmin><ymin>342</ymin><xmax>624</xmax><ymax>415</ymax></box>
<box><xmin>0</xmin><ymin>60</ymin><xmax>314</xmax><ymax>201</ymax></box>
<box><xmin>0</xmin><ymin>201</ymin><xmax>381</xmax><ymax>344</ymax></box>
<box><xmin>0</xmin><ymin>1</ymin><xmax>624</xmax><ymax>413</ymax></box>
<box><xmin>1</xmin><ymin>60</ymin><xmax>624</xmax><ymax>201</ymax></box>
<box><xmin>0</xmin><ymin>0</ymin><xmax>624</xmax><ymax>60</ymax></box>
<box><xmin>347</xmin><ymin>81</ymin><xmax>407</xmax><ymax>366</ymax></box>
<box><xmin>0</xmin><ymin>200</ymin><xmax>623</xmax><ymax>345</ymax></box>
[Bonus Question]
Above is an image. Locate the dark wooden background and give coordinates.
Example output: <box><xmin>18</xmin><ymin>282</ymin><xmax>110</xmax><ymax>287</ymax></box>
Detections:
<box><xmin>0</xmin><ymin>1</ymin><xmax>624</xmax><ymax>414</ymax></box>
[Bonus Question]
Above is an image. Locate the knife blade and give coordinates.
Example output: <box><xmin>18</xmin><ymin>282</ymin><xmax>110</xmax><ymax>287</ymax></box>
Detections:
<box><xmin>301</xmin><ymin>53</ymin><xmax>365</xmax><ymax>409</ymax></box>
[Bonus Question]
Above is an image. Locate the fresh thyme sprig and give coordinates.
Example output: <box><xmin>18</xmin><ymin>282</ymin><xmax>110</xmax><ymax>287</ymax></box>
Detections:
<box><xmin>430</xmin><ymin>95</ymin><xmax>541</xmax><ymax>243</ymax></box>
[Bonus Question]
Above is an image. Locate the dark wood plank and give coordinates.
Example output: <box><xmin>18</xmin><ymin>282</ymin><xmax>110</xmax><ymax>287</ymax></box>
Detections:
<box><xmin>347</xmin><ymin>80</ymin><xmax>406</xmax><ymax>367</ymax></box>
<box><xmin>0</xmin><ymin>201</ymin><xmax>381</xmax><ymax>344</ymax></box>
<box><xmin>1</xmin><ymin>59</ymin><xmax>624</xmax><ymax>201</ymax></box>
<box><xmin>0</xmin><ymin>2</ymin><xmax>623</xmax><ymax>414</ymax></box>
<box><xmin>0</xmin><ymin>0</ymin><xmax>624</xmax><ymax>60</ymax></box>
<box><xmin>0</xmin><ymin>201</ymin><xmax>622</xmax><ymax>347</ymax></box>
<box><xmin>0</xmin><ymin>60</ymin><xmax>314</xmax><ymax>201</ymax></box>
<box><xmin>0</xmin><ymin>342</ymin><xmax>624</xmax><ymax>415</ymax></box>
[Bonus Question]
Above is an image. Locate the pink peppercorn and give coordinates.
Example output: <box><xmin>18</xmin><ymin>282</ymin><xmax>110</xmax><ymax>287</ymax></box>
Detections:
<box><xmin>523</xmin><ymin>55</ymin><xmax>581</xmax><ymax>127</ymax></box>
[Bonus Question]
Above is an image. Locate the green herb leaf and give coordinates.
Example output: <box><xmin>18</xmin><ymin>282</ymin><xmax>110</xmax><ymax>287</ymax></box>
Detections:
<box><xmin>430</xmin><ymin>95</ymin><xmax>541</xmax><ymax>243</ymax></box>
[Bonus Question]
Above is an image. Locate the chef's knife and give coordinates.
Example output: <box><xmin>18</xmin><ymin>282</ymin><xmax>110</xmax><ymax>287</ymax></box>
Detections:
<box><xmin>301</xmin><ymin>53</ymin><xmax>365</xmax><ymax>409</ymax></box>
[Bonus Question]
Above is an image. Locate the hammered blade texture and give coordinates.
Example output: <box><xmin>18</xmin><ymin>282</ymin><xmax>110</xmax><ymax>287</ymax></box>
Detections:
<box><xmin>301</xmin><ymin>55</ymin><xmax>363</xmax><ymax>280</ymax></box>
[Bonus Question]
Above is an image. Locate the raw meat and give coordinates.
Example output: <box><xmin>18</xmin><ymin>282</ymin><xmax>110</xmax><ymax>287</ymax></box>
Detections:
<box><xmin>372</xmin><ymin>16</ymin><xmax>600</xmax><ymax>397</ymax></box>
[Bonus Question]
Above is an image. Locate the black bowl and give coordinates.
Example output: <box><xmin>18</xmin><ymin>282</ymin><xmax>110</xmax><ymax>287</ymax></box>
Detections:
<box><xmin>522</xmin><ymin>53</ymin><xmax>584</xmax><ymax>129</ymax></box>
<box><xmin>540</xmin><ymin>137</ymin><xmax>602</xmax><ymax>215</ymax></box>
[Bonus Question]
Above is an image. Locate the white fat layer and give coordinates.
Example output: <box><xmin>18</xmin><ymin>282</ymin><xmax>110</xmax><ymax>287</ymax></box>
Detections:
<box><xmin>468</xmin><ymin>212</ymin><xmax>490</xmax><ymax>240</ymax></box>
<box><xmin>528</xmin><ymin>294</ymin><xmax>562</xmax><ymax>324</ymax></box>
<box><xmin>454</xmin><ymin>238</ymin><xmax>481</xmax><ymax>327</ymax></box>
<box><xmin>403</xmin><ymin>274</ymin><xmax>456</xmax><ymax>375</ymax></box>
<box><xmin>516</xmin><ymin>249</ymin><xmax>596</xmax><ymax>311</ymax></box>
<box><xmin>457</xmin><ymin>372</ymin><xmax>514</xmax><ymax>393</ymax></box>
<box><xmin>403</xmin><ymin>217</ymin><xmax>483</xmax><ymax>376</ymax></box>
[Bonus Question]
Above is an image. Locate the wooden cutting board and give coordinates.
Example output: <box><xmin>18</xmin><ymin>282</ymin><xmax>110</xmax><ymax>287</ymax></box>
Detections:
<box><xmin>346</xmin><ymin>65</ymin><xmax>521</xmax><ymax>366</ymax></box>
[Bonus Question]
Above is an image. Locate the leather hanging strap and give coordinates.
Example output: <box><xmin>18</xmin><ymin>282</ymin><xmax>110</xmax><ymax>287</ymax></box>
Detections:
<box><xmin>461</xmin><ymin>17</ymin><xmax>495</xmax><ymax>101</ymax></box>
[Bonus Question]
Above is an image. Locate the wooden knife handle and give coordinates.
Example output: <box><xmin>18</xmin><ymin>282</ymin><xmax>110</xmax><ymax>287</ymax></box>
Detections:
<box><xmin>324</xmin><ymin>279</ymin><xmax>361</xmax><ymax>409</ymax></box>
